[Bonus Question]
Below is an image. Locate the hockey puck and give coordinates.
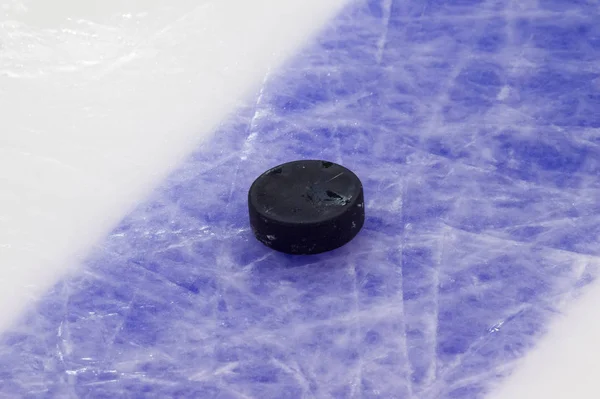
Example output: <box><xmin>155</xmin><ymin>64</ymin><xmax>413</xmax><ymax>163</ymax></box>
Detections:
<box><xmin>248</xmin><ymin>160</ymin><xmax>365</xmax><ymax>255</ymax></box>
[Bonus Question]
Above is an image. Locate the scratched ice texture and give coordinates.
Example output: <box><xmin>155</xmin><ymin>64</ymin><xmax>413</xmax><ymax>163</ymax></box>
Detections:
<box><xmin>3</xmin><ymin>0</ymin><xmax>600</xmax><ymax>398</ymax></box>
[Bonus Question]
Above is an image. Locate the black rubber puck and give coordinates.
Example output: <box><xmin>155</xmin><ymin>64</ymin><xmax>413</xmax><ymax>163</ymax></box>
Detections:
<box><xmin>248</xmin><ymin>160</ymin><xmax>365</xmax><ymax>255</ymax></box>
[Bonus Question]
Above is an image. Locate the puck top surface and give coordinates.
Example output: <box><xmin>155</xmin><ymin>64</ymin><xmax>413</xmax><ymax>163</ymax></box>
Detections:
<box><xmin>249</xmin><ymin>160</ymin><xmax>362</xmax><ymax>225</ymax></box>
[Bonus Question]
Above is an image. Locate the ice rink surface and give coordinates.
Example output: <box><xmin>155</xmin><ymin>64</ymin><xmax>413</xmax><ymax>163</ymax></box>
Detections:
<box><xmin>2</xmin><ymin>0</ymin><xmax>600</xmax><ymax>398</ymax></box>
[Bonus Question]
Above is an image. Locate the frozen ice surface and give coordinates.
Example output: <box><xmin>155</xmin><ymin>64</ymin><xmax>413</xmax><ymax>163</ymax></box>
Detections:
<box><xmin>0</xmin><ymin>0</ymin><xmax>346</xmax><ymax>331</ymax></box>
<box><xmin>488</xmin><ymin>282</ymin><xmax>600</xmax><ymax>399</ymax></box>
<box><xmin>2</xmin><ymin>0</ymin><xmax>600</xmax><ymax>398</ymax></box>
